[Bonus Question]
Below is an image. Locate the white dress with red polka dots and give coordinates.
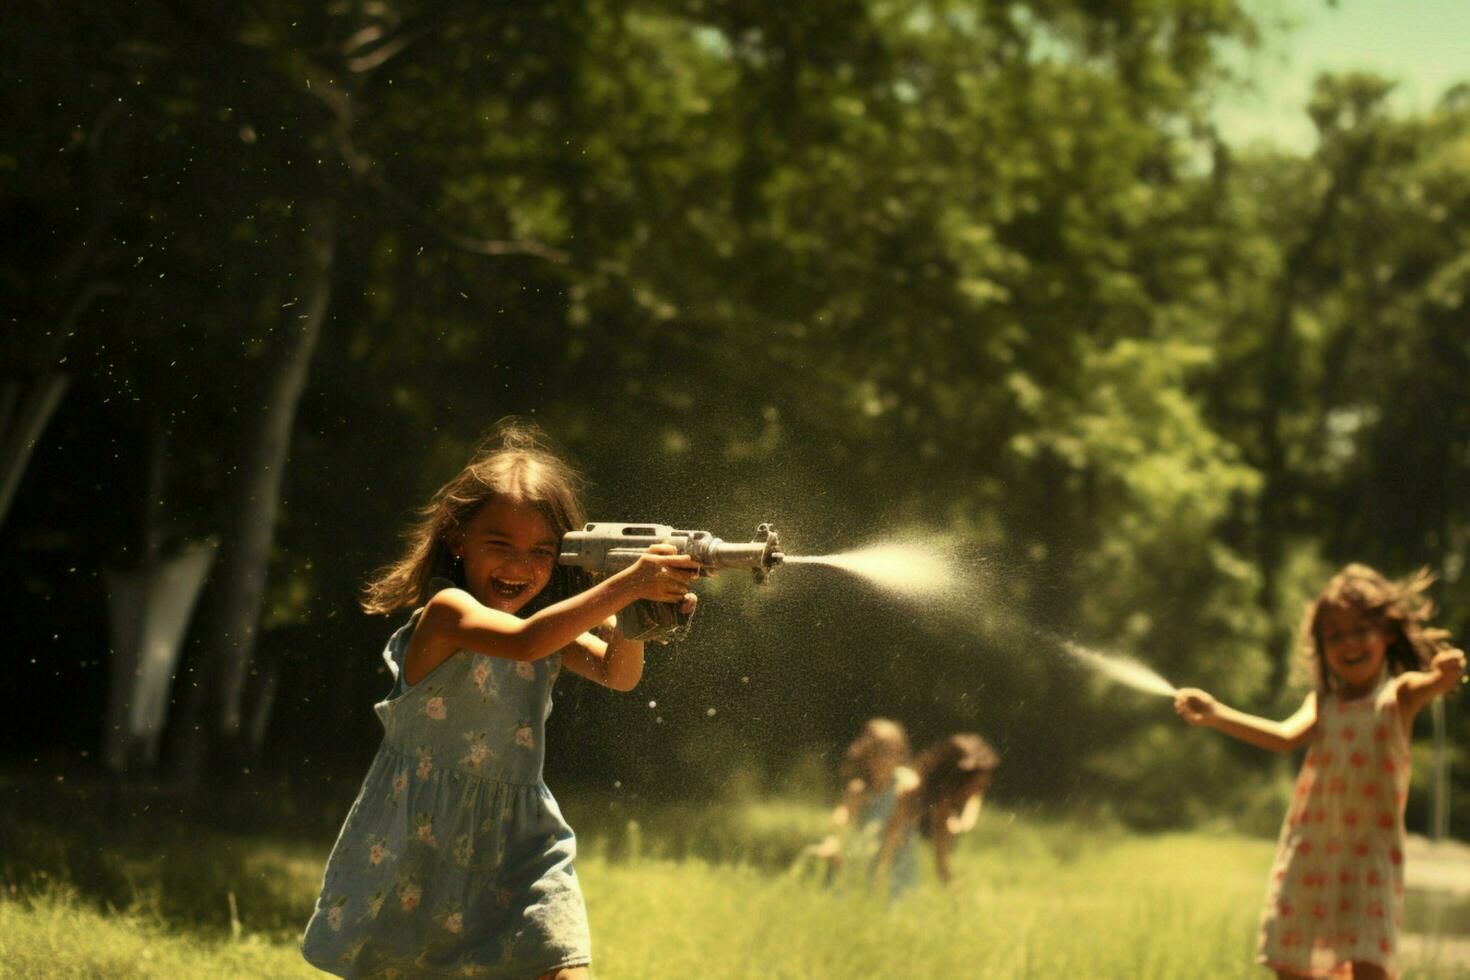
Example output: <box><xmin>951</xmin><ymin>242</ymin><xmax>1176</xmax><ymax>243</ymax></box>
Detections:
<box><xmin>1258</xmin><ymin>677</ymin><xmax>1409</xmax><ymax>977</ymax></box>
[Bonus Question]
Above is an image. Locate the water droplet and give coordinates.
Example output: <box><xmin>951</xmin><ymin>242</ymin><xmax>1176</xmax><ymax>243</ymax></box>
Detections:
<box><xmin>705</xmin><ymin>707</ymin><xmax>716</xmax><ymax>717</ymax></box>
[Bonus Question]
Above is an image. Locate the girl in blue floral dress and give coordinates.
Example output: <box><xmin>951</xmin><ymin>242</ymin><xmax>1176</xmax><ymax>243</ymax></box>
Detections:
<box><xmin>302</xmin><ymin>420</ymin><xmax>699</xmax><ymax>979</ymax></box>
<box><xmin>810</xmin><ymin>718</ymin><xmax>921</xmax><ymax>899</ymax></box>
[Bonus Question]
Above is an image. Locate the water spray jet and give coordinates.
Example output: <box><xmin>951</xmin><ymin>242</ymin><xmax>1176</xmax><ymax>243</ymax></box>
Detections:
<box><xmin>783</xmin><ymin>537</ymin><xmax>1181</xmax><ymax>700</ymax></box>
<box><xmin>596</xmin><ymin>523</ymin><xmax>1181</xmax><ymax>702</ymax></box>
<box><xmin>781</xmin><ymin>537</ymin><xmax>976</xmax><ymax>606</ymax></box>
<box><xmin>1055</xmin><ymin>639</ymin><xmax>1178</xmax><ymax>698</ymax></box>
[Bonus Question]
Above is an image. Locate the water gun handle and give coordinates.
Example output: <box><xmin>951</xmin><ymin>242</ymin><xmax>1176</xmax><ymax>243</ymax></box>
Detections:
<box><xmin>618</xmin><ymin>599</ymin><xmax>693</xmax><ymax>644</ymax></box>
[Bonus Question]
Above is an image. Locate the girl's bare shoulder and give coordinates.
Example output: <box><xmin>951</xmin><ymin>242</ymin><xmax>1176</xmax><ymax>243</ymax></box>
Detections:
<box><xmin>409</xmin><ymin>588</ymin><xmax>481</xmax><ymax>657</ymax></box>
<box><xmin>415</xmin><ymin>587</ymin><xmax>483</xmax><ymax>631</ymax></box>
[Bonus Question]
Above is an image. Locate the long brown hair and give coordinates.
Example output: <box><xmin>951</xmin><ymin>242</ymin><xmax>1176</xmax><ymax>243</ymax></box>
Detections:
<box><xmin>912</xmin><ymin>733</ymin><xmax>999</xmax><ymax>836</ymax></box>
<box><xmin>1301</xmin><ymin>563</ymin><xmax>1452</xmax><ymax>693</ymax></box>
<box><xmin>361</xmin><ymin>418</ymin><xmax>592</xmax><ymax>615</ymax></box>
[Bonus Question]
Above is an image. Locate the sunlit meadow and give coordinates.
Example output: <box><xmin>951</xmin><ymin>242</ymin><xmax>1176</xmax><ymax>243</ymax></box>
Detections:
<box><xmin>5</xmin><ymin>782</ymin><xmax>1466</xmax><ymax>979</ymax></box>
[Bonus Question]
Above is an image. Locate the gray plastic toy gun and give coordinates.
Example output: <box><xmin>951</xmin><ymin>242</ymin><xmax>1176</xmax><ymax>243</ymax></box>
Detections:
<box><xmin>558</xmin><ymin>522</ymin><xmax>784</xmax><ymax>643</ymax></box>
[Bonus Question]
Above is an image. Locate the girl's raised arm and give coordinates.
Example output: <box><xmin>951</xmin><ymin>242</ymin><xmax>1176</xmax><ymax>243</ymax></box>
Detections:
<box><xmin>407</xmin><ymin>551</ymin><xmax>696</xmax><ymax>684</ymax></box>
<box><xmin>558</xmin><ymin>619</ymin><xmax>644</xmax><ymax>692</ymax></box>
<box><xmin>1396</xmin><ymin>648</ymin><xmax>1466</xmax><ymax>724</ymax></box>
<box><xmin>805</xmin><ymin>778</ymin><xmax>869</xmax><ymax>866</ymax></box>
<box><xmin>947</xmin><ymin>792</ymin><xmax>983</xmax><ymax>836</ymax></box>
<box><xmin>560</xmin><ymin>584</ymin><xmax>702</xmax><ymax>691</ymax></box>
<box><xmin>1174</xmin><ymin>689</ymin><xmax>1317</xmax><ymax>754</ymax></box>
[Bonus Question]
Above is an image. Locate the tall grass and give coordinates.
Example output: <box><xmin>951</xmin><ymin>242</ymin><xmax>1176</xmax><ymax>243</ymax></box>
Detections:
<box><xmin>3</xmin><ymin>776</ymin><xmax>1465</xmax><ymax>978</ymax></box>
<box><xmin>580</xmin><ymin>828</ymin><xmax>1270</xmax><ymax>979</ymax></box>
<box><xmin>0</xmin><ymin>888</ymin><xmax>310</xmax><ymax>979</ymax></box>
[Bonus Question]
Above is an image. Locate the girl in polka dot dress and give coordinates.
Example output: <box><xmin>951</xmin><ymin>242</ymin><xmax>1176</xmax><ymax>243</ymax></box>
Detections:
<box><xmin>1175</xmin><ymin>564</ymin><xmax>1464</xmax><ymax>979</ymax></box>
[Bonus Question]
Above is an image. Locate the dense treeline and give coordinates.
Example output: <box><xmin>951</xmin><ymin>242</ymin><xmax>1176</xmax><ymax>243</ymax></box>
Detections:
<box><xmin>2</xmin><ymin>0</ymin><xmax>1466</xmax><ymax>831</ymax></box>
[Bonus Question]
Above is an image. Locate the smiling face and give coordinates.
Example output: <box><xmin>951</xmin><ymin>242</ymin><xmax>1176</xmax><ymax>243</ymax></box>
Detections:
<box><xmin>454</xmin><ymin>497</ymin><xmax>559</xmax><ymax>614</ymax></box>
<box><xmin>1318</xmin><ymin>602</ymin><xmax>1389</xmax><ymax>697</ymax></box>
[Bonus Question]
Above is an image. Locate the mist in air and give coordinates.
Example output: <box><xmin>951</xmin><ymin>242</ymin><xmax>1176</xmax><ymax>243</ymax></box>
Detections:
<box><xmin>782</xmin><ymin>535</ymin><xmax>1177</xmax><ymax>698</ymax></box>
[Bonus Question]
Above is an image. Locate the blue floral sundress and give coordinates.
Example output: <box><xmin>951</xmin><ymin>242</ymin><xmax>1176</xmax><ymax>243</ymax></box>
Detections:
<box><xmin>827</xmin><ymin>774</ymin><xmax>919</xmax><ymax>901</ymax></box>
<box><xmin>301</xmin><ymin>608</ymin><xmax>591</xmax><ymax>978</ymax></box>
<box><xmin>856</xmin><ymin>775</ymin><xmax>920</xmax><ymax>900</ymax></box>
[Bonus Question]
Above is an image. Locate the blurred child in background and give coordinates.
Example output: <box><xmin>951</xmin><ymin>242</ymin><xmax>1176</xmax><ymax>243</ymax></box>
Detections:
<box><xmin>1175</xmin><ymin>564</ymin><xmax>1465</xmax><ymax>980</ymax></box>
<box><xmin>809</xmin><ymin>718</ymin><xmax>919</xmax><ymax>897</ymax></box>
<box><xmin>874</xmin><ymin>732</ymin><xmax>1001</xmax><ymax>888</ymax></box>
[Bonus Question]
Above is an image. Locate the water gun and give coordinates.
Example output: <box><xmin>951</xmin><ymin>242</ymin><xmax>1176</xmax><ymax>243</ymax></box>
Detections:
<box><xmin>558</xmin><ymin>523</ymin><xmax>784</xmax><ymax>642</ymax></box>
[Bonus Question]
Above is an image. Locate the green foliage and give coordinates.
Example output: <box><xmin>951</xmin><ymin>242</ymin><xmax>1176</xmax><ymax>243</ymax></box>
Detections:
<box><xmin>1084</xmin><ymin>720</ymin><xmax>1290</xmax><ymax>833</ymax></box>
<box><xmin>3</xmin><ymin>0</ymin><xmax>1469</xmax><ymax>830</ymax></box>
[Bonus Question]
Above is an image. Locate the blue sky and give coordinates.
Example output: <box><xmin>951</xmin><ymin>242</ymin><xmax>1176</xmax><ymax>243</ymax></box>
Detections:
<box><xmin>1213</xmin><ymin>0</ymin><xmax>1470</xmax><ymax>150</ymax></box>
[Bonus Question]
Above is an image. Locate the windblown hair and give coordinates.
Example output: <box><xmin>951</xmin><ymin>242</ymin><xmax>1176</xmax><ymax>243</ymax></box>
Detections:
<box><xmin>839</xmin><ymin>718</ymin><xmax>911</xmax><ymax>787</ymax></box>
<box><xmin>361</xmin><ymin>418</ymin><xmax>592</xmax><ymax>615</ymax></box>
<box><xmin>912</xmin><ymin>733</ymin><xmax>1000</xmax><ymax>836</ymax></box>
<box><xmin>1301</xmin><ymin>563</ymin><xmax>1452</xmax><ymax>693</ymax></box>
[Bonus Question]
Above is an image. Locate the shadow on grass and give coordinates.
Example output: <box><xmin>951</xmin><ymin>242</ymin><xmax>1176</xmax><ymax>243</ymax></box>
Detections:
<box><xmin>0</xmin><ymin>767</ymin><xmax>844</xmax><ymax>942</ymax></box>
<box><xmin>1</xmin><ymin>765</ymin><xmax>1135</xmax><ymax>946</ymax></box>
<box><xmin>0</xmin><ymin>768</ymin><xmax>345</xmax><ymax>941</ymax></box>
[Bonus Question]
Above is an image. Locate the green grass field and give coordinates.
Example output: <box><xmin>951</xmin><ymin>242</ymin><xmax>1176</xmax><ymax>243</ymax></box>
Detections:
<box><xmin>3</xmin><ymin>781</ymin><xmax>1466</xmax><ymax>979</ymax></box>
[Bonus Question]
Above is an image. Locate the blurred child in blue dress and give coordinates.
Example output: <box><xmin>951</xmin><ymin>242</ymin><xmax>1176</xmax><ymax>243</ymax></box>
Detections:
<box><xmin>810</xmin><ymin>718</ymin><xmax>920</xmax><ymax>897</ymax></box>
<box><xmin>811</xmin><ymin>723</ymin><xmax>999</xmax><ymax>898</ymax></box>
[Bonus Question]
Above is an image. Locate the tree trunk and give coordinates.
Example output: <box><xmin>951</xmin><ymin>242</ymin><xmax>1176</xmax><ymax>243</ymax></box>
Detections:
<box><xmin>0</xmin><ymin>374</ymin><xmax>71</xmax><ymax>531</ymax></box>
<box><xmin>243</xmin><ymin>647</ymin><xmax>282</xmax><ymax>771</ymax></box>
<box><xmin>173</xmin><ymin>198</ymin><xmax>337</xmax><ymax>783</ymax></box>
<box><xmin>102</xmin><ymin>421</ymin><xmax>218</xmax><ymax>775</ymax></box>
<box><xmin>103</xmin><ymin>540</ymin><xmax>217</xmax><ymax>774</ymax></box>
